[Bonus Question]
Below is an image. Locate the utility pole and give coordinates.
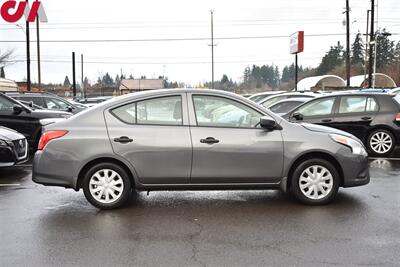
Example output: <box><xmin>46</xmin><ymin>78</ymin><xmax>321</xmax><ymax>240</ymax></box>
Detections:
<box><xmin>345</xmin><ymin>0</ymin><xmax>351</xmax><ymax>88</ymax></box>
<box><xmin>72</xmin><ymin>52</ymin><xmax>76</xmax><ymax>98</ymax></box>
<box><xmin>26</xmin><ymin>0</ymin><xmax>31</xmax><ymax>91</ymax></box>
<box><xmin>210</xmin><ymin>10</ymin><xmax>215</xmax><ymax>89</ymax></box>
<box><xmin>295</xmin><ymin>54</ymin><xmax>298</xmax><ymax>91</ymax></box>
<box><xmin>36</xmin><ymin>16</ymin><xmax>41</xmax><ymax>90</ymax></box>
<box><xmin>368</xmin><ymin>0</ymin><xmax>375</xmax><ymax>88</ymax></box>
<box><xmin>81</xmin><ymin>54</ymin><xmax>84</xmax><ymax>98</ymax></box>
<box><xmin>363</xmin><ymin>10</ymin><xmax>371</xmax><ymax>84</ymax></box>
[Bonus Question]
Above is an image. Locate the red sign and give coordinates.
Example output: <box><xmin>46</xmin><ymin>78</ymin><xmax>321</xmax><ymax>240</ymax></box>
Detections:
<box><xmin>290</xmin><ymin>31</ymin><xmax>304</xmax><ymax>54</ymax></box>
<box><xmin>1</xmin><ymin>0</ymin><xmax>47</xmax><ymax>23</ymax></box>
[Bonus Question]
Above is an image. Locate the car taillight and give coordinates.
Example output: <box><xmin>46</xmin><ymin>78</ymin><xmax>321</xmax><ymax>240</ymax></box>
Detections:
<box><xmin>38</xmin><ymin>130</ymin><xmax>68</xmax><ymax>151</ymax></box>
<box><xmin>396</xmin><ymin>113</ymin><xmax>400</xmax><ymax>122</ymax></box>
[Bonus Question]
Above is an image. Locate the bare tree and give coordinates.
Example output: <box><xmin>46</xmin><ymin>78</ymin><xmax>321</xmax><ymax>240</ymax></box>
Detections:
<box><xmin>0</xmin><ymin>49</ymin><xmax>14</xmax><ymax>67</ymax></box>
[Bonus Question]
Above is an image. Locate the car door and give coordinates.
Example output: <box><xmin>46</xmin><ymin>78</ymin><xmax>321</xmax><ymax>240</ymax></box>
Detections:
<box><xmin>330</xmin><ymin>95</ymin><xmax>378</xmax><ymax>140</ymax></box>
<box><xmin>188</xmin><ymin>94</ymin><xmax>284</xmax><ymax>184</ymax></box>
<box><xmin>289</xmin><ymin>96</ymin><xmax>337</xmax><ymax>127</ymax></box>
<box><xmin>104</xmin><ymin>93</ymin><xmax>192</xmax><ymax>185</ymax></box>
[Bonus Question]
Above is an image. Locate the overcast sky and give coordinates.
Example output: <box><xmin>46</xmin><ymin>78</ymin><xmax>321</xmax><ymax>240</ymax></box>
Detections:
<box><xmin>1</xmin><ymin>0</ymin><xmax>399</xmax><ymax>86</ymax></box>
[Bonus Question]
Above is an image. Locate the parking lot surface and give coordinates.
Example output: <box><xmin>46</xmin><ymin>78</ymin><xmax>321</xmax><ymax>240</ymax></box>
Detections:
<box><xmin>1</xmin><ymin>159</ymin><xmax>399</xmax><ymax>266</ymax></box>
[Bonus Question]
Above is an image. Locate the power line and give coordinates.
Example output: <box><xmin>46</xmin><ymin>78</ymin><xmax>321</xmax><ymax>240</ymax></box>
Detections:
<box><xmin>0</xmin><ymin>33</ymin><xmax>361</xmax><ymax>43</ymax></box>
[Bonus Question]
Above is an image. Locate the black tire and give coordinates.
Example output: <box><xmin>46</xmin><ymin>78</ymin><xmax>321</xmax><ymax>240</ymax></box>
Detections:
<box><xmin>82</xmin><ymin>162</ymin><xmax>132</xmax><ymax>209</ymax></box>
<box><xmin>366</xmin><ymin>129</ymin><xmax>395</xmax><ymax>157</ymax></box>
<box><xmin>290</xmin><ymin>158</ymin><xmax>340</xmax><ymax>205</ymax></box>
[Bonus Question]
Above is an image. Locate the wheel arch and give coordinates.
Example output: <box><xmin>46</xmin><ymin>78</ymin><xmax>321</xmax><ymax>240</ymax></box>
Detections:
<box><xmin>286</xmin><ymin>151</ymin><xmax>344</xmax><ymax>190</ymax></box>
<box><xmin>76</xmin><ymin>157</ymin><xmax>137</xmax><ymax>190</ymax></box>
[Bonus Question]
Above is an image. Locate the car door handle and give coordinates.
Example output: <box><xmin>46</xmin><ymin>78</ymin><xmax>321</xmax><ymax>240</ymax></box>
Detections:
<box><xmin>114</xmin><ymin>136</ymin><xmax>133</xmax><ymax>144</ymax></box>
<box><xmin>321</xmin><ymin>119</ymin><xmax>332</xmax><ymax>123</ymax></box>
<box><xmin>361</xmin><ymin>116</ymin><xmax>372</xmax><ymax>121</ymax></box>
<box><xmin>200</xmin><ymin>137</ymin><xmax>220</xmax><ymax>144</ymax></box>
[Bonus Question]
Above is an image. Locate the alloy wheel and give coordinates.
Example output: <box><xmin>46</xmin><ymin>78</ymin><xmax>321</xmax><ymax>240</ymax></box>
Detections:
<box><xmin>370</xmin><ymin>132</ymin><xmax>393</xmax><ymax>155</ymax></box>
<box><xmin>89</xmin><ymin>169</ymin><xmax>124</xmax><ymax>204</ymax></box>
<box><xmin>299</xmin><ymin>165</ymin><xmax>333</xmax><ymax>200</ymax></box>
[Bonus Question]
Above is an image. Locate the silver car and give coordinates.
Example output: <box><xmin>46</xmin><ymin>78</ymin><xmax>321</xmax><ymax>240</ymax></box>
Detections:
<box><xmin>33</xmin><ymin>89</ymin><xmax>370</xmax><ymax>209</ymax></box>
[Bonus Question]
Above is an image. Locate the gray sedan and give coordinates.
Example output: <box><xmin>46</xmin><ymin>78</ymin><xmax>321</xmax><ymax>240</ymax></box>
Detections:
<box><xmin>32</xmin><ymin>89</ymin><xmax>369</xmax><ymax>209</ymax></box>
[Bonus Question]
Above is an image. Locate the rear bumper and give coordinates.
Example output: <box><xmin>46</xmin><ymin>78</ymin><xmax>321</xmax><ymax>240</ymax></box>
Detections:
<box><xmin>32</xmin><ymin>151</ymin><xmax>77</xmax><ymax>189</ymax></box>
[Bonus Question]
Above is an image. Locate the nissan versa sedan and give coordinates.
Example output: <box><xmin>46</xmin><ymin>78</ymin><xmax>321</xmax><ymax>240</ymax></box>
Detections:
<box><xmin>33</xmin><ymin>89</ymin><xmax>369</xmax><ymax>209</ymax></box>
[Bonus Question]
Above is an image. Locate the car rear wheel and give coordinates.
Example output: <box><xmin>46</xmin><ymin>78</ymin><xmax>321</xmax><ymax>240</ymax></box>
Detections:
<box><xmin>290</xmin><ymin>159</ymin><xmax>339</xmax><ymax>205</ymax></box>
<box><xmin>82</xmin><ymin>163</ymin><xmax>132</xmax><ymax>209</ymax></box>
<box><xmin>367</xmin><ymin>129</ymin><xmax>395</xmax><ymax>157</ymax></box>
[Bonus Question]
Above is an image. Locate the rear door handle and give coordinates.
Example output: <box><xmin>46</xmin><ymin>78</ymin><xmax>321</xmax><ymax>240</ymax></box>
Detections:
<box><xmin>361</xmin><ymin>116</ymin><xmax>372</xmax><ymax>121</ymax></box>
<box><xmin>114</xmin><ymin>136</ymin><xmax>133</xmax><ymax>144</ymax></box>
<box><xmin>200</xmin><ymin>137</ymin><xmax>220</xmax><ymax>144</ymax></box>
<box><xmin>321</xmin><ymin>119</ymin><xmax>332</xmax><ymax>123</ymax></box>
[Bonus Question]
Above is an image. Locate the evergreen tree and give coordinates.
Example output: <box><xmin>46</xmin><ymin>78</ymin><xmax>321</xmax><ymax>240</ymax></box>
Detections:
<box><xmin>101</xmin><ymin>72</ymin><xmax>114</xmax><ymax>87</ymax></box>
<box><xmin>376</xmin><ymin>29</ymin><xmax>395</xmax><ymax>69</ymax></box>
<box><xmin>316</xmin><ymin>41</ymin><xmax>345</xmax><ymax>75</ymax></box>
<box><xmin>351</xmin><ymin>32</ymin><xmax>364</xmax><ymax>64</ymax></box>
<box><xmin>394</xmin><ymin>41</ymin><xmax>400</xmax><ymax>63</ymax></box>
<box><xmin>243</xmin><ymin>66</ymin><xmax>251</xmax><ymax>84</ymax></box>
<box><xmin>0</xmin><ymin>67</ymin><xmax>5</xmax><ymax>78</ymax></box>
<box><xmin>63</xmin><ymin>76</ymin><xmax>71</xmax><ymax>88</ymax></box>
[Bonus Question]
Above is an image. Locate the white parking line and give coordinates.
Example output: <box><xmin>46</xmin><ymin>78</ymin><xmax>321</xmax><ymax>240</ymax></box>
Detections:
<box><xmin>0</xmin><ymin>184</ymin><xmax>21</xmax><ymax>187</ymax></box>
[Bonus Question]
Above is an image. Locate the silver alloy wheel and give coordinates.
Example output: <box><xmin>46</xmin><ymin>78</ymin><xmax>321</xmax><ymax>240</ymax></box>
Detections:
<box><xmin>299</xmin><ymin>165</ymin><xmax>333</xmax><ymax>200</ymax></box>
<box><xmin>89</xmin><ymin>169</ymin><xmax>124</xmax><ymax>204</ymax></box>
<box><xmin>370</xmin><ymin>132</ymin><xmax>393</xmax><ymax>154</ymax></box>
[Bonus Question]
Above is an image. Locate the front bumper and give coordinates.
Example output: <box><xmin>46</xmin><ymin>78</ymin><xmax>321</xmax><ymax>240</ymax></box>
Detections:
<box><xmin>0</xmin><ymin>143</ymin><xmax>29</xmax><ymax>168</ymax></box>
<box><xmin>336</xmin><ymin>147</ymin><xmax>370</xmax><ymax>188</ymax></box>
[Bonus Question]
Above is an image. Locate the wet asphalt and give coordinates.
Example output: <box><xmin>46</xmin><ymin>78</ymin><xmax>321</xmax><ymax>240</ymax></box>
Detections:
<box><xmin>0</xmin><ymin>159</ymin><xmax>399</xmax><ymax>267</ymax></box>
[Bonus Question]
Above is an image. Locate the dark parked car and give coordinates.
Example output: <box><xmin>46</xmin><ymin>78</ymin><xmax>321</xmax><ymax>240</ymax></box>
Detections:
<box><xmin>285</xmin><ymin>93</ymin><xmax>400</xmax><ymax>156</ymax></box>
<box><xmin>6</xmin><ymin>92</ymin><xmax>86</xmax><ymax>114</ymax></box>
<box><xmin>0</xmin><ymin>126</ymin><xmax>28</xmax><ymax>167</ymax></box>
<box><xmin>0</xmin><ymin>93</ymin><xmax>71</xmax><ymax>151</ymax></box>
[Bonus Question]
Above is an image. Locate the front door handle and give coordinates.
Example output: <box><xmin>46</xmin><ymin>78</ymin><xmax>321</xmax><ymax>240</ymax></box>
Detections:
<box><xmin>321</xmin><ymin>119</ymin><xmax>332</xmax><ymax>123</ymax></box>
<box><xmin>200</xmin><ymin>137</ymin><xmax>220</xmax><ymax>144</ymax></box>
<box><xmin>114</xmin><ymin>136</ymin><xmax>133</xmax><ymax>144</ymax></box>
<box><xmin>361</xmin><ymin>116</ymin><xmax>372</xmax><ymax>121</ymax></box>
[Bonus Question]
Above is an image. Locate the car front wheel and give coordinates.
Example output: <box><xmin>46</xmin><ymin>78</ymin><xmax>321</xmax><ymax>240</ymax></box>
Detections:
<box><xmin>290</xmin><ymin>159</ymin><xmax>339</xmax><ymax>205</ymax></box>
<box><xmin>82</xmin><ymin>163</ymin><xmax>132</xmax><ymax>209</ymax></box>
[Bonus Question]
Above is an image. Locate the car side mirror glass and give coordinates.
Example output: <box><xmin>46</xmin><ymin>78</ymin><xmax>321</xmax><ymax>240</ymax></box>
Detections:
<box><xmin>292</xmin><ymin>112</ymin><xmax>303</xmax><ymax>121</ymax></box>
<box><xmin>67</xmin><ymin>106</ymin><xmax>73</xmax><ymax>112</ymax></box>
<box><xmin>13</xmin><ymin>105</ymin><xmax>23</xmax><ymax>115</ymax></box>
<box><xmin>260</xmin><ymin>116</ymin><xmax>277</xmax><ymax>130</ymax></box>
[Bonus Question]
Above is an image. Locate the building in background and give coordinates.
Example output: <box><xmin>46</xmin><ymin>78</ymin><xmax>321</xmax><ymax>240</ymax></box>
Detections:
<box><xmin>0</xmin><ymin>78</ymin><xmax>18</xmax><ymax>92</ymax></box>
<box><xmin>119</xmin><ymin>79</ymin><xmax>164</xmax><ymax>95</ymax></box>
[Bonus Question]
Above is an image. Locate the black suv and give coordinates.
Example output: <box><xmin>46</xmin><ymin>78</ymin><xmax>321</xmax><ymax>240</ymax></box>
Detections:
<box><xmin>6</xmin><ymin>92</ymin><xmax>86</xmax><ymax>114</ymax></box>
<box><xmin>284</xmin><ymin>93</ymin><xmax>400</xmax><ymax>156</ymax></box>
<box><xmin>0</xmin><ymin>93</ymin><xmax>71</xmax><ymax>151</ymax></box>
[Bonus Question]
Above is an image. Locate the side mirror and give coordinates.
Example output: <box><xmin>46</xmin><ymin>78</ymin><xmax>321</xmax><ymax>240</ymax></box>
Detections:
<box><xmin>13</xmin><ymin>105</ymin><xmax>23</xmax><ymax>115</ymax></box>
<box><xmin>292</xmin><ymin>112</ymin><xmax>303</xmax><ymax>121</ymax></box>
<box><xmin>28</xmin><ymin>101</ymin><xmax>34</xmax><ymax>108</ymax></box>
<box><xmin>260</xmin><ymin>116</ymin><xmax>278</xmax><ymax>130</ymax></box>
<box><xmin>67</xmin><ymin>106</ymin><xmax>73</xmax><ymax>112</ymax></box>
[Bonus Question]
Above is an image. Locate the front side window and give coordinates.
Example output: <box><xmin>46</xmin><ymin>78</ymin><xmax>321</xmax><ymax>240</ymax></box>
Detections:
<box><xmin>111</xmin><ymin>96</ymin><xmax>183</xmax><ymax>126</ymax></box>
<box><xmin>297</xmin><ymin>97</ymin><xmax>335</xmax><ymax>117</ymax></box>
<box><xmin>193</xmin><ymin>95</ymin><xmax>263</xmax><ymax>128</ymax></box>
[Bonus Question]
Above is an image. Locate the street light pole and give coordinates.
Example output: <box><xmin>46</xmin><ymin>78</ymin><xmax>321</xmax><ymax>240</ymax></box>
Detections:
<box><xmin>210</xmin><ymin>10</ymin><xmax>215</xmax><ymax>89</ymax></box>
<box><xmin>345</xmin><ymin>0</ymin><xmax>351</xmax><ymax>88</ymax></box>
<box><xmin>26</xmin><ymin>0</ymin><xmax>31</xmax><ymax>91</ymax></box>
<box><xmin>36</xmin><ymin>16</ymin><xmax>41</xmax><ymax>90</ymax></box>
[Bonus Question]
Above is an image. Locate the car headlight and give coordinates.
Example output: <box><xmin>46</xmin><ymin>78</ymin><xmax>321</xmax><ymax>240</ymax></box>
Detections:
<box><xmin>329</xmin><ymin>134</ymin><xmax>368</xmax><ymax>156</ymax></box>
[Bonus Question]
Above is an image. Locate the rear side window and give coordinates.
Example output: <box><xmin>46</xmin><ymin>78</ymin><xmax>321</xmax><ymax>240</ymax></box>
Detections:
<box><xmin>18</xmin><ymin>96</ymin><xmax>45</xmax><ymax>107</ymax></box>
<box><xmin>111</xmin><ymin>96</ymin><xmax>183</xmax><ymax>126</ymax></box>
<box><xmin>338</xmin><ymin>96</ymin><xmax>378</xmax><ymax>114</ymax></box>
